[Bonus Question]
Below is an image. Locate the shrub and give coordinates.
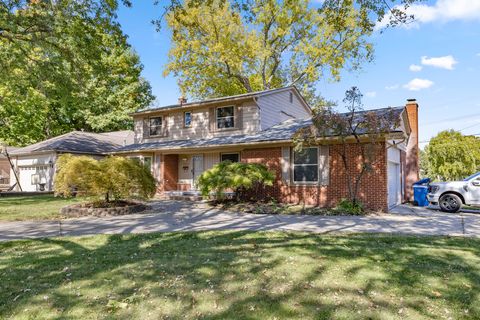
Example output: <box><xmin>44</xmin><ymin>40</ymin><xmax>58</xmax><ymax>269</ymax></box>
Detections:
<box><xmin>55</xmin><ymin>154</ymin><xmax>156</xmax><ymax>203</ymax></box>
<box><xmin>334</xmin><ymin>199</ymin><xmax>365</xmax><ymax>215</ymax></box>
<box><xmin>197</xmin><ymin>161</ymin><xmax>275</xmax><ymax>201</ymax></box>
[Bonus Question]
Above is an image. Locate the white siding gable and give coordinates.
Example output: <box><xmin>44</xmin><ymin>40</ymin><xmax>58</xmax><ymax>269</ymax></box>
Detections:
<box><xmin>257</xmin><ymin>89</ymin><xmax>311</xmax><ymax>130</ymax></box>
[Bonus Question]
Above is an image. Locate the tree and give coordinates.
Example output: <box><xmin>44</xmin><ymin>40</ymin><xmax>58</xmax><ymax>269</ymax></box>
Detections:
<box><xmin>54</xmin><ymin>154</ymin><xmax>156</xmax><ymax>203</ymax></box>
<box><xmin>158</xmin><ymin>0</ymin><xmax>417</xmax><ymax>101</ymax></box>
<box><xmin>294</xmin><ymin>87</ymin><xmax>399</xmax><ymax>207</ymax></box>
<box><xmin>197</xmin><ymin>161</ymin><xmax>275</xmax><ymax>201</ymax></box>
<box><xmin>423</xmin><ymin>130</ymin><xmax>480</xmax><ymax>181</ymax></box>
<box><xmin>0</xmin><ymin>0</ymin><xmax>154</xmax><ymax>146</ymax></box>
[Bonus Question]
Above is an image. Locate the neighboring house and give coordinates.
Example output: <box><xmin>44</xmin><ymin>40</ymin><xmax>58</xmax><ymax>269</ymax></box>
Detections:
<box><xmin>116</xmin><ymin>86</ymin><xmax>419</xmax><ymax>211</ymax></box>
<box><xmin>9</xmin><ymin>131</ymin><xmax>134</xmax><ymax>192</ymax></box>
<box><xmin>0</xmin><ymin>147</ymin><xmax>18</xmax><ymax>191</ymax></box>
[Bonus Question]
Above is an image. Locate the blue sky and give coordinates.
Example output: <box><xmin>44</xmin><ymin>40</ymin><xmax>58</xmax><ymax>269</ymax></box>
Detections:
<box><xmin>117</xmin><ymin>0</ymin><xmax>480</xmax><ymax>148</ymax></box>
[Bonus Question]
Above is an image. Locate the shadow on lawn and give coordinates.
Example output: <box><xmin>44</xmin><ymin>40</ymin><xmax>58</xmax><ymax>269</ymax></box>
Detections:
<box><xmin>0</xmin><ymin>232</ymin><xmax>479</xmax><ymax>319</ymax></box>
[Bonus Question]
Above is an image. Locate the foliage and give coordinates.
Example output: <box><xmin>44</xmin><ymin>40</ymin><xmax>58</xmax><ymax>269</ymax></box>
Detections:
<box><xmin>294</xmin><ymin>87</ymin><xmax>400</xmax><ymax>205</ymax></box>
<box><xmin>159</xmin><ymin>0</ymin><xmax>418</xmax><ymax>103</ymax></box>
<box><xmin>0</xmin><ymin>0</ymin><xmax>154</xmax><ymax>146</ymax></box>
<box><xmin>54</xmin><ymin>154</ymin><xmax>156</xmax><ymax>202</ymax></box>
<box><xmin>334</xmin><ymin>198</ymin><xmax>365</xmax><ymax>215</ymax></box>
<box><xmin>1</xmin><ymin>232</ymin><xmax>480</xmax><ymax>319</ymax></box>
<box><xmin>423</xmin><ymin>130</ymin><xmax>480</xmax><ymax>181</ymax></box>
<box><xmin>197</xmin><ymin>161</ymin><xmax>275</xmax><ymax>200</ymax></box>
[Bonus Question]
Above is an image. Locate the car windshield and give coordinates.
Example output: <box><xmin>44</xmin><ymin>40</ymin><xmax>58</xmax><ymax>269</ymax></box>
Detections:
<box><xmin>464</xmin><ymin>172</ymin><xmax>480</xmax><ymax>181</ymax></box>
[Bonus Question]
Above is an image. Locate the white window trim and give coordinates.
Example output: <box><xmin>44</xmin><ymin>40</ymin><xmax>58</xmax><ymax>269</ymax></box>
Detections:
<box><xmin>216</xmin><ymin>105</ymin><xmax>235</xmax><ymax>130</ymax></box>
<box><xmin>184</xmin><ymin>111</ymin><xmax>192</xmax><ymax>128</ymax></box>
<box><xmin>149</xmin><ymin>116</ymin><xmax>163</xmax><ymax>137</ymax></box>
<box><xmin>292</xmin><ymin>147</ymin><xmax>319</xmax><ymax>184</ymax></box>
<box><xmin>220</xmin><ymin>152</ymin><xmax>240</xmax><ymax>163</ymax></box>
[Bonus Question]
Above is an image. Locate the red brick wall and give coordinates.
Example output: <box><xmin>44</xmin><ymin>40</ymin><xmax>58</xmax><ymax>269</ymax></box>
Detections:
<box><xmin>405</xmin><ymin>100</ymin><xmax>419</xmax><ymax>201</ymax></box>
<box><xmin>400</xmin><ymin>150</ymin><xmax>407</xmax><ymax>202</ymax></box>
<box><xmin>163</xmin><ymin>154</ymin><xmax>179</xmax><ymax>191</ymax></box>
<box><xmin>241</xmin><ymin>143</ymin><xmax>388</xmax><ymax>211</ymax></box>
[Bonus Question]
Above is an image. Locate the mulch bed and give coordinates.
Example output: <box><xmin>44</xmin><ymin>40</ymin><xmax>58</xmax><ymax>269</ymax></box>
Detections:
<box><xmin>60</xmin><ymin>200</ymin><xmax>149</xmax><ymax>218</ymax></box>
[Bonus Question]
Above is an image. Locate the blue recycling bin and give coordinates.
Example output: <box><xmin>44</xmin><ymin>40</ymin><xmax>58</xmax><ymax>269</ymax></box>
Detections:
<box><xmin>413</xmin><ymin>178</ymin><xmax>431</xmax><ymax>207</ymax></box>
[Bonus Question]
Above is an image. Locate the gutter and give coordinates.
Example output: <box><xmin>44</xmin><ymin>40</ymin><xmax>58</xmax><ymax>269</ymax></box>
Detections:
<box><xmin>111</xmin><ymin>131</ymin><xmax>404</xmax><ymax>155</ymax></box>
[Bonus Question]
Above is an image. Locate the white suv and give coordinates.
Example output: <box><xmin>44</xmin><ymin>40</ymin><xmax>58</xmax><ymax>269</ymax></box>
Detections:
<box><xmin>427</xmin><ymin>172</ymin><xmax>480</xmax><ymax>213</ymax></box>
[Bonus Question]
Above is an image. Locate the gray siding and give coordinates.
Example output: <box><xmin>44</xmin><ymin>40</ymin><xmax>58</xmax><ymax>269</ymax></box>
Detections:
<box><xmin>134</xmin><ymin>101</ymin><xmax>260</xmax><ymax>143</ymax></box>
<box><xmin>257</xmin><ymin>90</ymin><xmax>311</xmax><ymax>130</ymax></box>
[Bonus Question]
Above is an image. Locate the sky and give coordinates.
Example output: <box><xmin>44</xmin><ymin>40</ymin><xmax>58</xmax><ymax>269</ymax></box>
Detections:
<box><xmin>117</xmin><ymin>0</ymin><xmax>480</xmax><ymax>148</ymax></box>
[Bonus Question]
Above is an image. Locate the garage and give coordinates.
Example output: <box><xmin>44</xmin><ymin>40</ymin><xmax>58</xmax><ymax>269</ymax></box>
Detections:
<box><xmin>18</xmin><ymin>165</ymin><xmax>53</xmax><ymax>192</ymax></box>
<box><xmin>387</xmin><ymin>146</ymin><xmax>403</xmax><ymax>208</ymax></box>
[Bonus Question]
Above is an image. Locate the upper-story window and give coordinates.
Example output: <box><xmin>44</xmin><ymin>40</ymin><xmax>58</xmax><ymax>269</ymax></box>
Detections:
<box><xmin>216</xmin><ymin>106</ymin><xmax>234</xmax><ymax>129</ymax></box>
<box><xmin>149</xmin><ymin>117</ymin><xmax>163</xmax><ymax>136</ymax></box>
<box><xmin>184</xmin><ymin>111</ymin><xmax>192</xmax><ymax>128</ymax></box>
<box><xmin>293</xmin><ymin>147</ymin><xmax>318</xmax><ymax>183</ymax></box>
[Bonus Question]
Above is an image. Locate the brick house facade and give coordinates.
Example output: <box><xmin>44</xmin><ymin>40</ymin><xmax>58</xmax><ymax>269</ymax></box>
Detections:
<box><xmin>117</xmin><ymin>86</ymin><xmax>418</xmax><ymax>212</ymax></box>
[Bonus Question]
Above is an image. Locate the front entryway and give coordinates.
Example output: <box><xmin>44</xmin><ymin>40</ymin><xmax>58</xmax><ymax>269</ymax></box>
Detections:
<box><xmin>192</xmin><ymin>154</ymin><xmax>204</xmax><ymax>190</ymax></box>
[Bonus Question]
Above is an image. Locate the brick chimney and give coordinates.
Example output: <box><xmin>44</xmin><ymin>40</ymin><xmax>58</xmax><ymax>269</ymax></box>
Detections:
<box><xmin>405</xmin><ymin>98</ymin><xmax>419</xmax><ymax>202</ymax></box>
<box><xmin>178</xmin><ymin>96</ymin><xmax>187</xmax><ymax>105</ymax></box>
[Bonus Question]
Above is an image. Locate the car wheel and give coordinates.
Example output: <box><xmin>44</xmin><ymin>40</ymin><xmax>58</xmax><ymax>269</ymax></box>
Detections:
<box><xmin>439</xmin><ymin>193</ymin><xmax>462</xmax><ymax>213</ymax></box>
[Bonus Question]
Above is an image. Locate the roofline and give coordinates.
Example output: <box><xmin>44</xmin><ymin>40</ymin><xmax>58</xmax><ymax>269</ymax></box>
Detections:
<box><xmin>131</xmin><ymin>86</ymin><xmax>306</xmax><ymax>116</ymax></box>
<box><xmin>9</xmin><ymin>149</ymin><xmax>110</xmax><ymax>157</ymax></box>
<box><xmin>112</xmin><ymin>131</ymin><xmax>403</xmax><ymax>154</ymax></box>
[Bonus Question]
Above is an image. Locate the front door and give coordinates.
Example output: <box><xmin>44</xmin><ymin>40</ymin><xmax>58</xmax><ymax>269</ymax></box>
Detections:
<box><xmin>192</xmin><ymin>154</ymin><xmax>204</xmax><ymax>190</ymax></box>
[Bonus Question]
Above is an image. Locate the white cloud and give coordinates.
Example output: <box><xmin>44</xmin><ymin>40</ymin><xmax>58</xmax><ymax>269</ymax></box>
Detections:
<box><xmin>403</xmin><ymin>78</ymin><xmax>434</xmax><ymax>91</ymax></box>
<box><xmin>365</xmin><ymin>91</ymin><xmax>377</xmax><ymax>98</ymax></box>
<box><xmin>385</xmin><ymin>84</ymin><xmax>399</xmax><ymax>90</ymax></box>
<box><xmin>376</xmin><ymin>0</ymin><xmax>480</xmax><ymax>29</ymax></box>
<box><xmin>421</xmin><ymin>55</ymin><xmax>458</xmax><ymax>70</ymax></box>
<box><xmin>476</xmin><ymin>53</ymin><xmax>480</xmax><ymax>57</ymax></box>
<box><xmin>409</xmin><ymin>64</ymin><xmax>423</xmax><ymax>72</ymax></box>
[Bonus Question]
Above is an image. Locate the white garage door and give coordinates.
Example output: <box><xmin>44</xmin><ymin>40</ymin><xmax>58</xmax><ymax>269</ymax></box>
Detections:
<box><xmin>388</xmin><ymin>161</ymin><xmax>402</xmax><ymax>208</ymax></box>
<box><xmin>18</xmin><ymin>165</ymin><xmax>52</xmax><ymax>192</ymax></box>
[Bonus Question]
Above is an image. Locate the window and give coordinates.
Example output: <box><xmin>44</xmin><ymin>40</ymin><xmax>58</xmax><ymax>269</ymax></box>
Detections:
<box><xmin>221</xmin><ymin>153</ymin><xmax>239</xmax><ymax>163</ymax></box>
<box><xmin>184</xmin><ymin>111</ymin><xmax>192</xmax><ymax>127</ymax></box>
<box><xmin>149</xmin><ymin>117</ymin><xmax>163</xmax><ymax>136</ymax></box>
<box><xmin>293</xmin><ymin>147</ymin><xmax>318</xmax><ymax>182</ymax></box>
<box><xmin>143</xmin><ymin>156</ymin><xmax>152</xmax><ymax>171</ymax></box>
<box><xmin>216</xmin><ymin>106</ymin><xmax>235</xmax><ymax>129</ymax></box>
<box><xmin>289</xmin><ymin>92</ymin><xmax>293</xmax><ymax>103</ymax></box>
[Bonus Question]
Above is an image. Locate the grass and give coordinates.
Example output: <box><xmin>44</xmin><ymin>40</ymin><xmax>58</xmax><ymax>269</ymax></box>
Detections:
<box><xmin>0</xmin><ymin>195</ymin><xmax>83</xmax><ymax>221</ymax></box>
<box><xmin>0</xmin><ymin>232</ymin><xmax>479</xmax><ymax>319</ymax></box>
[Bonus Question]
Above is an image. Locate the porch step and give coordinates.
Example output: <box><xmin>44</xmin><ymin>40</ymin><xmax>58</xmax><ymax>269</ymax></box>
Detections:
<box><xmin>160</xmin><ymin>191</ymin><xmax>204</xmax><ymax>201</ymax></box>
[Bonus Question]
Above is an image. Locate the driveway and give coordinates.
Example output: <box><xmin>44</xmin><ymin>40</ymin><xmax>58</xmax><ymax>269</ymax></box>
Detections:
<box><xmin>0</xmin><ymin>201</ymin><xmax>479</xmax><ymax>241</ymax></box>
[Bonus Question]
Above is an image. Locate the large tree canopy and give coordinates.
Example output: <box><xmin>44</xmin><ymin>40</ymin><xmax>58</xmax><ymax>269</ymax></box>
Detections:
<box><xmin>159</xmin><ymin>0</ymin><xmax>417</xmax><ymax>102</ymax></box>
<box><xmin>0</xmin><ymin>0</ymin><xmax>154</xmax><ymax>146</ymax></box>
<box><xmin>423</xmin><ymin>130</ymin><xmax>480</xmax><ymax>181</ymax></box>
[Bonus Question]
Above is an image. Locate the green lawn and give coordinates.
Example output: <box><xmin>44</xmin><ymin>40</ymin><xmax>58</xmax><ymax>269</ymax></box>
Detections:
<box><xmin>0</xmin><ymin>195</ymin><xmax>82</xmax><ymax>221</ymax></box>
<box><xmin>0</xmin><ymin>232</ymin><xmax>479</xmax><ymax>319</ymax></box>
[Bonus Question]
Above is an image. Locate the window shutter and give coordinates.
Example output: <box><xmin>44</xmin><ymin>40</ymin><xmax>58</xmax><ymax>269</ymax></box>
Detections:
<box><xmin>319</xmin><ymin>145</ymin><xmax>330</xmax><ymax>185</ymax></box>
<box><xmin>143</xmin><ymin>118</ymin><xmax>150</xmax><ymax>139</ymax></box>
<box><xmin>235</xmin><ymin>105</ymin><xmax>243</xmax><ymax>130</ymax></box>
<box><xmin>162</xmin><ymin>115</ymin><xmax>168</xmax><ymax>137</ymax></box>
<box><xmin>209</xmin><ymin>107</ymin><xmax>215</xmax><ymax>132</ymax></box>
<box><xmin>281</xmin><ymin>146</ymin><xmax>291</xmax><ymax>184</ymax></box>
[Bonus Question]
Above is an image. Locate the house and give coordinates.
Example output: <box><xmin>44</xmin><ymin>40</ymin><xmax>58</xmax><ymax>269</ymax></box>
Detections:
<box><xmin>0</xmin><ymin>147</ymin><xmax>18</xmax><ymax>191</ymax></box>
<box><xmin>116</xmin><ymin>86</ymin><xmax>419</xmax><ymax>211</ymax></box>
<box><xmin>9</xmin><ymin>131</ymin><xmax>134</xmax><ymax>192</ymax></box>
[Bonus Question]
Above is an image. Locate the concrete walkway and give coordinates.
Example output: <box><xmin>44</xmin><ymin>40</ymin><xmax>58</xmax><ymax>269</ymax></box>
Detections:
<box><xmin>0</xmin><ymin>201</ymin><xmax>479</xmax><ymax>241</ymax></box>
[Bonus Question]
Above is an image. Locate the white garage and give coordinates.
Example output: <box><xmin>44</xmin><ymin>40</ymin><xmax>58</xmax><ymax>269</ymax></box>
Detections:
<box><xmin>387</xmin><ymin>145</ymin><xmax>404</xmax><ymax>208</ymax></box>
<box><xmin>9</xmin><ymin>130</ymin><xmax>134</xmax><ymax>192</ymax></box>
